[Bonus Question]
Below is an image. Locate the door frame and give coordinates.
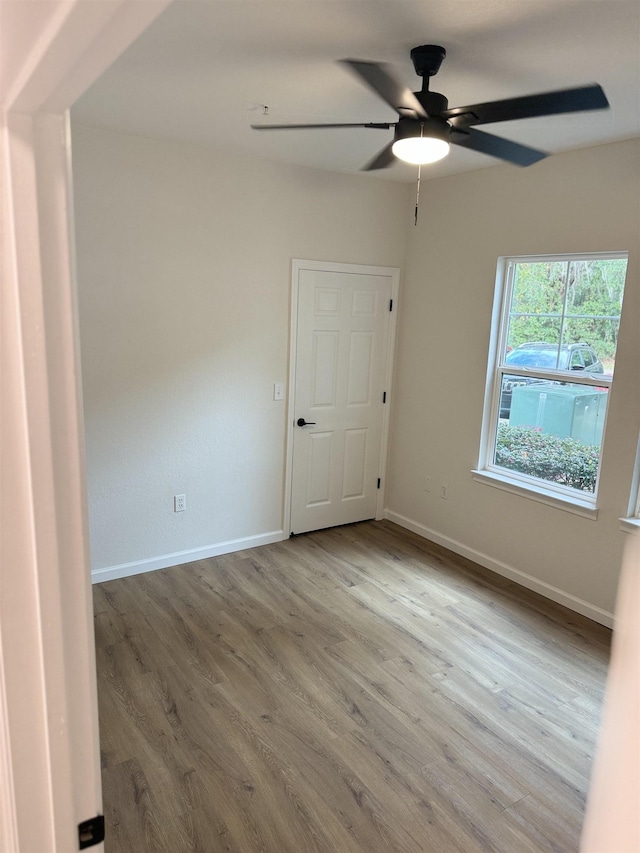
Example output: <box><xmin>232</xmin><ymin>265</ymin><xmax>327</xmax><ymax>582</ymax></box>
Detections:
<box><xmin>1</xmin><ymin>1</ymin><xmax>171</xmax><ymax>849</ymax></box>
<box><xmin>284</xmin><ymin>259</ymin><xmax>400</xmax><ymax>538</ymax></box>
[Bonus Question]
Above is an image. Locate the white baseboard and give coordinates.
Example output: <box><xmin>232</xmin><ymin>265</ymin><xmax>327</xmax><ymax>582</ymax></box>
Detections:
<box><xmin>384</xmin><ymin>510</ymin><xmax>614</xmax><ymax>629</ymax></box>
<box><xmin>91</xmin><ymin>530</ymin><xmax>285</xmax><ymax>584</ymax></box>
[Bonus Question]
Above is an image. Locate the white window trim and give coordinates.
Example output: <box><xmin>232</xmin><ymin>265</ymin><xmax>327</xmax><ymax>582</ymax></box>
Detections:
<box><xmin>620</xmin><ymin>434</ymin><xmax>640</xmax><ymax>533</ymax></box>
<box><xmin>478</xmin><ymin>251</ymin><xmax>628</xmax><ymax>512</ymax></box>
<box><xmin>472</xmin><ymin>469</ymin><xmax>599</xmax><ymax>519</ymax></box>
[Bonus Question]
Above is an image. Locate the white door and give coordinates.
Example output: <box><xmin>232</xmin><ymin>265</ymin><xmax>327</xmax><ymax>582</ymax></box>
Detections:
<box><xmin>290</xmin><ymin>262</ymin><xmax>397</xmax><ymax>534</ymax></box>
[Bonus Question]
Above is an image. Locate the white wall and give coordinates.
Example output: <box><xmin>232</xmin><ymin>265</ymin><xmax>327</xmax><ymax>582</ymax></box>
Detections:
<box><xmin>73</xmin><ymin>124</ymin><xmax>638</xmax><ymax>621</ymax></box>
<box><xmin>386</xmin><ymin>138</ymin><xmax>640</xmax><ymax>621</ymax></box>
<box><xmin>72</xmin><ymin>123</ymin><xmax>410</xmax><ymax>576</ymax></box>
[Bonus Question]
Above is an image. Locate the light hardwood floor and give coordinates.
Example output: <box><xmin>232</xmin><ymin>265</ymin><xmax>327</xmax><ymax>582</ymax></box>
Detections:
<box><xmin>93</xmin><ymin>520</ymin><xmax>610</xmax><ymax>853</ymax></box>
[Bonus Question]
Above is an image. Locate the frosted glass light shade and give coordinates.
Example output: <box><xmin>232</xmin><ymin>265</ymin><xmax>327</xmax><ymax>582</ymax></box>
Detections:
<box><xmin>392</xmin><ymin>136</ymin><xmax>450</xmax><ymax>165</ymax></box>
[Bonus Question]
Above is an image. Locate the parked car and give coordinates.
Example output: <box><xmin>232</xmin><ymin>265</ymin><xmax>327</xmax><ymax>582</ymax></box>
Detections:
<box><xmin>499</xmin><ymin>342</ymin><xmax>604</xmax><ymax>419</ymax></box>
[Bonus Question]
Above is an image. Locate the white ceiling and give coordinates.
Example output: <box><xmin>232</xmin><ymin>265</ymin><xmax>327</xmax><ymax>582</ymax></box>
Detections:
<box><xmin>72</xmin><ymin>0</ymin><xmax>640</xmax><ymax>182</ymax></box>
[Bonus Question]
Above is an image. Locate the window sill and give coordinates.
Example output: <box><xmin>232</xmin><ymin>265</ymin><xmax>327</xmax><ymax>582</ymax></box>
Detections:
<box><xmin>619</xmin><ymin>517</ymin><xmax>640</xmax><ymax>534</ymax></box>
<box><xmin>471</xmin><ymin>469</ymin><xmax>598</xmax><ymax>520</ymax></box>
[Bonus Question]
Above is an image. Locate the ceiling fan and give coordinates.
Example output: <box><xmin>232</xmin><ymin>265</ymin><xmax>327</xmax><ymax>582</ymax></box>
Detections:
<box><xmin>251</xmin><ymin>45</ymin><xmax>609</xmax><ymax>170</ymax></box>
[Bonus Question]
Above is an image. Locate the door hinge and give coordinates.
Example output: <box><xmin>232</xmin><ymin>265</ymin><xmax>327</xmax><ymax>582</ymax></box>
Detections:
<box><xmin>382</xmin><ymin>391</ymin><xmax>387</xmax><ymax>403</ymax></box>
<box><xmin>377</xmin><ymin>478</ymin><xmax>381</xmax><ymax>489</ymax></box>
<box><xmin>78</xmin><ymin>815</ymin><xmax>105</xmax><ymax>849</ymax></box>
<box><xmin>389</xmin><ymin>299</ymin><xmax>393</xmax><ymax>311</ymax></box>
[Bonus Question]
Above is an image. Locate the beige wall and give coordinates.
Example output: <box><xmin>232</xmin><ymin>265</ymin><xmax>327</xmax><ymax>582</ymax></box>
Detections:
<box><xmin>386</xmin><ymin>138</ymin><xmax>640</xmax><ymax>619</ymax></box>
<box><xmin>73</xmin><ymin>122</ymin><xmax>638</xmax><ymax>619</ymax></box>
<box><xmin>72</xmin><ymin>123</ymin><xmax>410</xmax><ymax>575</ymax></box>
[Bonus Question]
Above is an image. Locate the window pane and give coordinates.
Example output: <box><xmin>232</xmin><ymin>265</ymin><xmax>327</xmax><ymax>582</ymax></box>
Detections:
<box><xmin>498</xmin><ymin>374</ymin><xmax>529</xmax><ymax>420</ymax></box>
<box><xmin>561</xmin><ymin>319</ymin><xmax>615</xmax><ymax>375</ymax></box>
<box><xmin>505</xmin><ymin>262</ymin><xmax>567</xmax><ymax>359</ymax></box>
<box><xmin>565</xmin><ymin>259</ymin><xmax>626</xmax><ymax>314</ymax></box>
<box><xmin>562</xmin><ymin>258</ymin><xmax>625</xmax><ymax>375</ymax></box>
<box><xmin>511</xmin><ymin>262</ymin><xmax>567</xmax><ymax>315</ymax></box>
<box><xmin>504</xmin><ymin>338</ymin><xmax>568</xmax><ymax>370</ymax></box>
<box><xmin>493</xmin><ymin>383</ymin><xmax>609</xmax><ymax>493</ymax></box>
<box><xmin>504</xmin><ymin>318</ymin><xmax>563</xmax><ymax>358</ymax></box>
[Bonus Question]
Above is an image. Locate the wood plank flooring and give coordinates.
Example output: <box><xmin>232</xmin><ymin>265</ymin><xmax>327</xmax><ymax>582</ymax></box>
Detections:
<box><xmin>93</xmin><ymin>520</ymin><xmax>611</xmax><ymax>853</ymax></box>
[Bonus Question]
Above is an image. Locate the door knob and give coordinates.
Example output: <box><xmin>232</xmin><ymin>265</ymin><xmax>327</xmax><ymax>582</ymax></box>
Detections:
<box><xmin>297</xmin><ymin>418</ymin><xmax>317</xmax><ymax>427</ymax></box>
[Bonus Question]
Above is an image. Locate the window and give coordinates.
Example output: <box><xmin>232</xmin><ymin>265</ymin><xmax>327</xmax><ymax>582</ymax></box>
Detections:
<box><xmin>623</xmin><ymin>434</ymin><xmax>640</xmax><ymax>530</ymax></box>
<box><xmin>476</xmin><ymin>253</ymin><xmax>628</xmax><ymax>513</ymax></box>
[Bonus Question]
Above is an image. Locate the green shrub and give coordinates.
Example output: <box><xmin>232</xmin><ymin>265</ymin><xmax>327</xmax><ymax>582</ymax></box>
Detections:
<box><xmin>495</xmin><ymin>424</ymin><xmax>599</xmax><ymax>492</ymax></box>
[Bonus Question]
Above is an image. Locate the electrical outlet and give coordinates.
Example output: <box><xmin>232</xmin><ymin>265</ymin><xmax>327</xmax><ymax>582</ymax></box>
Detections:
<box><xmin>440</xmin><ymin>484</ymin><xmax>448</xmax><ymax>500</ymax></box>
<box><xmin>274</xmin><ymin>383</ymin><xmax>285</xmax><ymax>401</ymax></box>
<box><xmin>425</xmin><ymin>477</ymin><xmax>432</xmax><ymax>492</ymax></box>
<box><xmin>174</xmin><ymin>494</ymin><xmax>186</xmax><ymax>512</ymax></box>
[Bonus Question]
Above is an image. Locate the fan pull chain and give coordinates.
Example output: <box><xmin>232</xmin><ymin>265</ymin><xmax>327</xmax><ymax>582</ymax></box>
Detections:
<box><xmin>415</xmin><ymin>162</ymin><xmax>422</xmax><ymax>226</ymax></box>
<box><xmin>414</xmin><ymin>124</ymin><xmax>424</xmax><ymax>226</ymax></box>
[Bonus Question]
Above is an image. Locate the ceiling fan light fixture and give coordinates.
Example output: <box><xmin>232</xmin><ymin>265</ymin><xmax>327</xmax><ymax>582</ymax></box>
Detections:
<box><xmin>392</xmin><ymin>118</ymin><xmax>451</xmax><ymax>165</ymax></box>
<box><xmin>392</xmin><ymin>136</ymin><xmax>450</xmax><ymax>164</ymax></box>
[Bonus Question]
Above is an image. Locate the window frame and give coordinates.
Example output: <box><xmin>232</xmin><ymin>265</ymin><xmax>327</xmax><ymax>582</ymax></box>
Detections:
<box><xmin>620</xmin><ymin>434</ymin><xmax>640</xmax><ymax>532</ymax></box>
<box><xmin>476</xmin><ymin>251</ymin><xmax>628</xmax><ymax>516</ymax></box>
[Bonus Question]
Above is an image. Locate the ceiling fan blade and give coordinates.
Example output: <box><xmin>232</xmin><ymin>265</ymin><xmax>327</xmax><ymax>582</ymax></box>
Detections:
<box><xmin>451</xmin><ymin>127</ymin><xmax>548</xmax><ymax>166</ymax></box>
<box><xmin>443</xmin><ymin>84</ymin><xmax>609</xmax><ymax>128</ymax></box>
<box><xmin>341</xmin><ymin>59</ymin><xmax>427</xmax><ymax>119</ymax></box>
<box><xmin>250</xmin><ymin>122</ymin><xmax>392</xmax><ymax>130</ymax></box>
<box><xmin>362</xmin><ymin>141</ymin><xmax>396</xmax><ymax>171</ymax></box>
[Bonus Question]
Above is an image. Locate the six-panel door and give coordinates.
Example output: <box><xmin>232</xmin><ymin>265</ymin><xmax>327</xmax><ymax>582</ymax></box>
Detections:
<box><xmin>290</xmin><ymin>268</ymin><xmax>392</xmax><ymax>534</ymax></box>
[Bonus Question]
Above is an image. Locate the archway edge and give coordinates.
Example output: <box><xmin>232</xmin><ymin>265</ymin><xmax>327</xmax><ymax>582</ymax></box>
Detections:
<box><xmin>1</xmin><ymin>2</ymin><xmax>171</xmax><ymax>850</ymax></box>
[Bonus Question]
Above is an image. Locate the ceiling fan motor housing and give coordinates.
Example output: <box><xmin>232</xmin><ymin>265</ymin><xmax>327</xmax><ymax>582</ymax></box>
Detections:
<box><xmin>394</xmin><ymin>115</ymin><xmax>451</xmax><ymax>144</ymax></box>
<box><xmin>416</xmin><ymin>90</ymin><xmax>449</xmax><ymax>115</ymax></box>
